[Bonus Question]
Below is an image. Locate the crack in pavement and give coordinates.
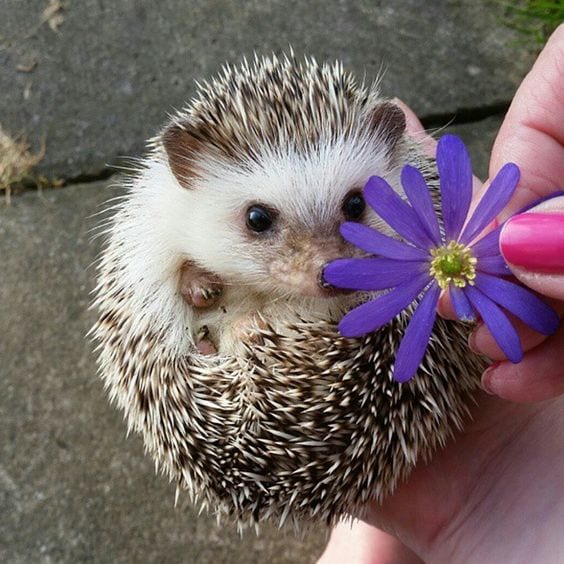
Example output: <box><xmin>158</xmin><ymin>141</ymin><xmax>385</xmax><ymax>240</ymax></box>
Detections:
<box><xmin>4</xmin><ymin>102</ymin><xmax>509</xmax><ymax>200</ymax></box>
<box><xmin>420</xmin><ymin>101</ymin><xmax>510</xmax><ymax>128</ymax></box>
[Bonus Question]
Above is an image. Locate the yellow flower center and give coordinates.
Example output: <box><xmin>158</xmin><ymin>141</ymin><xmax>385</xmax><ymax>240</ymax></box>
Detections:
<box><xmin>429</xmin><ymin>241</ymin><xmax>477</xmax><ymax>290</ymax></box>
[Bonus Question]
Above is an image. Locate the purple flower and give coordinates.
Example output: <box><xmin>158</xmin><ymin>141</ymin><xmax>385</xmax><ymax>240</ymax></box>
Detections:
<box><xmin>324</xmin><ymin>135</ymin><xmax>560</xmax><ymax>383</ymax></box>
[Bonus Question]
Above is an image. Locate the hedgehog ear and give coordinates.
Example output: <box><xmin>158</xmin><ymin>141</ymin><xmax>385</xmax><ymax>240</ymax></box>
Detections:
<box><xmin>162</xmin><ymin>121</ymin><xmax>202</xmax><ymax>189</ymax></box>
<box><xmin>369</xmin><ymin>102</ymin><xmax>406</xmax><ymax>148</ymax></box>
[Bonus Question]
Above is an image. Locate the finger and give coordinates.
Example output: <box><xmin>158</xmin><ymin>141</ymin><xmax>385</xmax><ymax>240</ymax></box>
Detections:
<box><xmin>500</xmin><ymin>195</ymin><xmax>564</xmax><ymax>300</ymax></box>
<box><xmin>469</xmin><ymin>294</ymin><xmax>563</xmax><ymax>359</ymax></box>
<box><xmin>481</xmin><ymin>324</ymin><xmax>564</xmax><ymax>402</ymax></box>
<box><xmin>392</xmin><ymin>98</ymin><xmax>437</xmax><ymax>157</ymax></box>
<box><xmin>490</xmin><ymin>24</ymin><xmax>564</xmax><ymax>220</ymax></box>
<box><xmin>437</xmin><ymin>290</ymin><xmax>457</xmax><ymax>320</ymax></box>
<box><xmin>469</xmin><ymin>317</ymin><xmax>551</xmax><ymax>361</ymax></box>
<box><xmin>392</xmin><ymin>98</ymin><xmax>427</xmax><ymax>136</ymax></box>
<box><xmin>505</xmin><ymin>264</ymin><xmax>564</xmax><ymax>301</ymax></box>
<box><xmin>319</xmin><ymin>520</ymin><xmax>423</xmax><ymax>564</ymax></box>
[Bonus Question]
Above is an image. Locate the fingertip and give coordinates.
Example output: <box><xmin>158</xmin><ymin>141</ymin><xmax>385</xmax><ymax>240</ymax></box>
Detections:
<box><xmin>499</xmin><ymin>196</ymin><xmax>564</xmax><ymax>300</ymax></box>
<box><xmin>391</xmin><ymin>98</ymin><xmax>425</xmax><ymax>135</ymax></box>
<box><xmin>470</xmin><ymin>316</ymin><xmax>552</xmax><ymax>361</ymax></box>
<box><xmin>480</xmin><ymin>326</ymin><xmax>564</xmax><ymax>402</ymax></box>
<box><xmin>481</xmin><ymin>360</ymin><xmax>564</xmax><ymax>403</ymax></box>
<box><xmin>480</xmin><ymin>362</ymin><xmax>501</xmax><ymax>395</ymax></box>
<box><xmin>502</xmin><ymin>264</ymin><xmax>564</xmax><ymax>302</ymax></box>
<box><xmin>437</xmin><ymin>290</ymin><xmax>457</xmax><ymax>320</ymax></box>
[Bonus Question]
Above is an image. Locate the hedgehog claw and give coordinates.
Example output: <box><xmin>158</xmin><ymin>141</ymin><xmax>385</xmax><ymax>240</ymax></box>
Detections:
<box><xmin>179</xmin><ymin>260</ymin><xmax>223</xmax><ymax>308</ymax></box>
<box><xmin>196</xmin><ymin>325</ymin><xmax>217</xmax><ymax>355</ymax></box>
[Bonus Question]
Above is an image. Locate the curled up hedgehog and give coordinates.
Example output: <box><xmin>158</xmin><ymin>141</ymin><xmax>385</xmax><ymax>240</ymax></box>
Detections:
<box><xmin>92</xmin><ymin>54</ymin><xmax>484</xmax><ymax>530</ymax></box>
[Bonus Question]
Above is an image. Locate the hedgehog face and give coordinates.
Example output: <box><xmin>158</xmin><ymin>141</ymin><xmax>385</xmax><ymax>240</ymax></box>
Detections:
<box><xmin>162</xmin><ymin>135</ymin><xmax>406</xmax><ymax>300</ymax></box>
<box><xmin>93</xmin><ymin>57</ymin><xmax>484</xmax><ymax>528</ymax></box>
<box><xmin>159</xmin><ymin>58</ymin><xmax>407</xmax><ymax>300</ymax></box>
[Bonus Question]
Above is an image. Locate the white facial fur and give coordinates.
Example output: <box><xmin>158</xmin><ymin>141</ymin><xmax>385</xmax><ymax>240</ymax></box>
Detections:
<box><xmin>159</xmin><ymin>135</ymin><xmax>400</xmax><ymax>288</ymax></box>
<box><xmin>102</xmin><ymin>128</ymin><xmax>405</xmax><ymax>353</ymax></box>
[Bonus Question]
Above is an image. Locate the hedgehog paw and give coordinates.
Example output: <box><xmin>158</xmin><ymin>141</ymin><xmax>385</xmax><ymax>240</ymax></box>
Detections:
<box><xmin>196</xmin><ymin>325</ymin><xmax>217</xmax><ymax>355</ymax></box>
<box><xmin>179</xmin><ymin>260</ymin><xmax>223</xmax><ymax>308</ymax></box>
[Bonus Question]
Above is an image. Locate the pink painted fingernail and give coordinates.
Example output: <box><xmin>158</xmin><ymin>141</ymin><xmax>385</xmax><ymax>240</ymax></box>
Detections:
<box><xmin>500</xmin><ymin>212</ymin><xmax>564</xmax><ymax>273</ymax></box>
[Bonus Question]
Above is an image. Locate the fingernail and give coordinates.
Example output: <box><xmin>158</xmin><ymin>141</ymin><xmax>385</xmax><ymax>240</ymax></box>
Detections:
<box><xmin>500</xmin><ymin>212</ymin><xmax>564</xmax><ymax>273</ymax></box>
<box><xmin>468</xmin><ymin>329</ymin><xmax>494</xmax><ymax>362</ymax></box>
<box><xmin>481</xmin><ymin>362</ymin><xmax>501</xmax><ymax>395</ymax></box>
<box><xmin>468</xmin><ymin>329</ymin><xmax>479</xmax><ymax>353</ymax></box>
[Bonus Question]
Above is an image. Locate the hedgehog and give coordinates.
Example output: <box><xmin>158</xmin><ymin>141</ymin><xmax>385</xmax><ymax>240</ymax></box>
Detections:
<box><xmin>91</xmin><ymin>54</ymin><xmax>485</xmax><ymax>531</ymax></box>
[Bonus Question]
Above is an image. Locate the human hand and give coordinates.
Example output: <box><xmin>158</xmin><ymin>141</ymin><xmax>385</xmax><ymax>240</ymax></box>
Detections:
<box><xmin>454</xmin><ymin>24</ymin><xmax>564</xmax><ymax>403</ymax></box>
<box><xmin>320</xmin><ymin>24</ymin><xmax>564</xmax><ymax>564</ymax></box>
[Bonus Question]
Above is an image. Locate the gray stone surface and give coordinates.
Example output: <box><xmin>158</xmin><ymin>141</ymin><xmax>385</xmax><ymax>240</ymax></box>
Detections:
<box><xmin>0</xmin><ymin>183</ymin><xmax>327</xmax><ymax>563</ymax></box>
<box><xmin>1</xmin><ymin>0</ymin><xmax>532</xmax><ymax>180</ymax></box>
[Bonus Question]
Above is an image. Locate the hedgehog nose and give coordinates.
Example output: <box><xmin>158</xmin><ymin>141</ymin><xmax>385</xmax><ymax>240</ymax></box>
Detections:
<box><xmin>319</xmin><ymin>273</ymin><xmax>333</xmax><ymax>290</ymax></box>
<box><xmin>319</xmin><ymin>264</ymin><xmax>349</xmax><ymax>295</ymax></box>
<box><xmin>319</xmin><ymin>265</ymin><xmax>333</xmax><ymax>289</ymax></box>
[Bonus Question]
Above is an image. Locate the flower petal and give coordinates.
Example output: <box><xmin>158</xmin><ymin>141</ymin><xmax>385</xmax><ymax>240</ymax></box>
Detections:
<box><xmin>460</xmin><ymin>163</ymin><xmax>520</xmax><ymax>245</ymax></box>
<box><xmin>324</xmin><ymin>258</ymin><xmax>426</xmax><ymax>291</ymax></box>
<box><xmin>364</xmin><ymin>176</ymin><xmax>435</xmax><ymax>248</ymax></box>
<box><xmin>477</xmin><ymin>255</ymin><xmax>511</xmax><ymax>276</ymax></box>
<box><xmin>474</xmin><ymin>273</ymin><xmax>560</xmax><ymax>335</ymax></box>
<box><xmin>340</xmin><ymin>222</ymin><xmax>428</xmax><ymax>261</ymax></box>
<box><xmin>401</xmin><ymin>165</ymin><xmax>442</xmax><ymax>244</ymax></box>
<box><xmin>470</xmin><ymin>225</ymin><xmax>502</xmax><ymax>258</ymax></box>
<box><xmin>393</xmin><ymin>284</ymin><xmax>440</xmax><ymax>383</ymax></box>
<box><xmin>464</xmin><ymin>285</ymin><xmax>523</xmax><ymax>363</ymax></box>
<box><xmin>450</xmin><ymin>285</ymin><xmax>475</xmax><ymax>321</ymax></box>
<box><xmin>338</xmin><ymin>272</ymin><xmax>430</xmax><ymax>337</ymax></box>
<box><xmin>436</xmin><ymin>135</ymin><xmax>473</xmax><ymax>240</ymax></box>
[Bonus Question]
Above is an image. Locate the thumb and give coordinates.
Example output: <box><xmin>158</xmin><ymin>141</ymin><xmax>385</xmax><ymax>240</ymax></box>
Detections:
<box><xmin>500</xmin><ymin>194</ymin><xmax>564</xmax><ymax>300</ymax></box>
<box><xmin>391</xmin><ymin>97</ymin><xmax>437</xmax><ymax>157</ymax></box>
<box><xmin>490</xmin><ymin>25</ymin><xmax>564</xmax><ymax>220</ymax></box>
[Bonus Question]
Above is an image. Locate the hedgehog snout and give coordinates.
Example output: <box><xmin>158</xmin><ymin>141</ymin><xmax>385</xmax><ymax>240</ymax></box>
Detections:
<box><xmin>268</xmin><ymin>236</ymin><xmax>350</xmax><ymax>298</ymax></box>
<box><xmin>318</xmin><ymin>273</ymin><xmax>348</xmax><ymax>298</ymax></box>
<box><xmin>319</xmin><ymin>264</ymin><xmax>352</xmax><ymax>296</ymax></box>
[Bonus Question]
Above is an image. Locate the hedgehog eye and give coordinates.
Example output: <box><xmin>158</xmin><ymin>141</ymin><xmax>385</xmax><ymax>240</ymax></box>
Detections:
<box><xmin>342</xmin><ymin>191</ymin><xmax>366</xmax><ymax>221</ymax></box>
<box><xmin>246</xmin><ymin>204</ymin><xmax>275</xmax><ymax>233</ymax></box>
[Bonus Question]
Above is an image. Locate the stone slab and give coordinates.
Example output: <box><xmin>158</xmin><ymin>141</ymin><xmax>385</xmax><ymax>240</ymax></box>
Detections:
<box><xmin>1</xmin><ymin>0</ymin><xmax>533</xmax><ymax>180</ymax></box>
<box><xmin>0</xmin><ymin>182</ymin><xmax>327</xmax><ymax>563</ymax></box>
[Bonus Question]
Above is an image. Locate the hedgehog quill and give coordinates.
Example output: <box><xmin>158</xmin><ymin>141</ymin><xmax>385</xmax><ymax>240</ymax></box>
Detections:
<box><xmin>93</xmin><ymin>55</ymin><xmax>490</xmax><ymax>530</ymax></box>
